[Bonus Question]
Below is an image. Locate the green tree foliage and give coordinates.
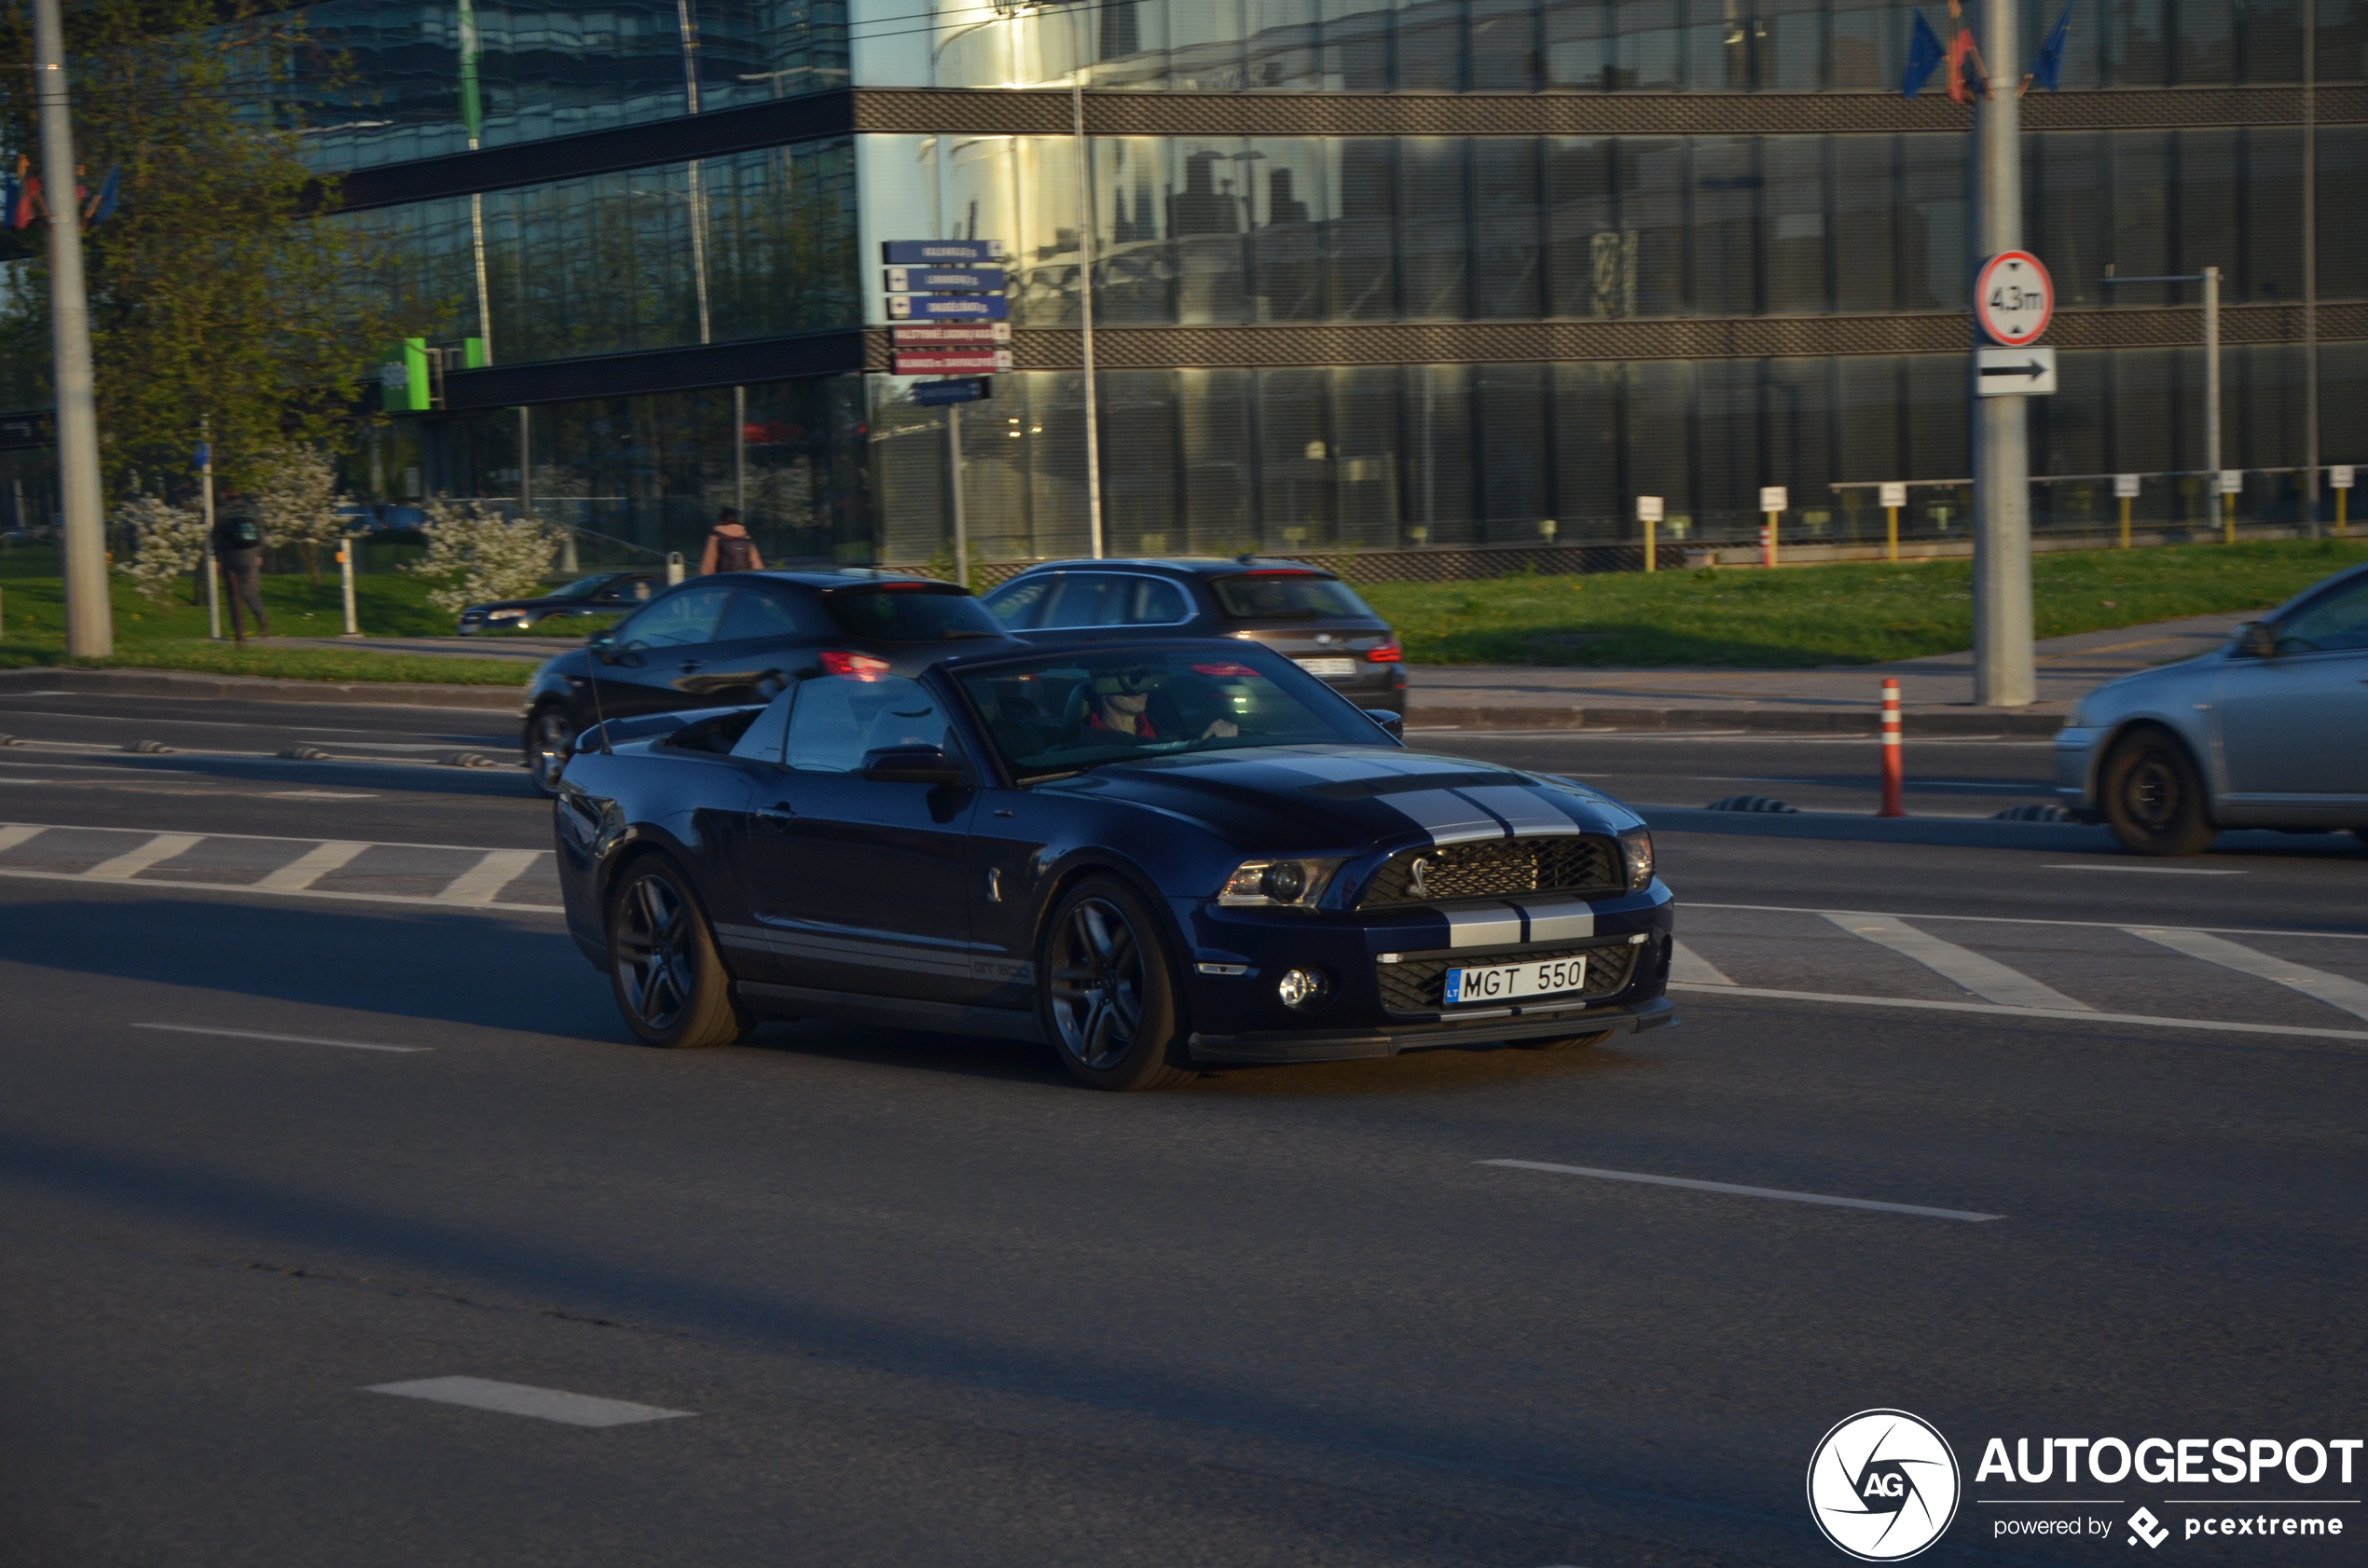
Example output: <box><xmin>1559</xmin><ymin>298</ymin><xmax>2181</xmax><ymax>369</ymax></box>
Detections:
<box><xmin>0</xmin><ymin>0</ymin><xmax>421</xmax><ymax>495</ymax></box>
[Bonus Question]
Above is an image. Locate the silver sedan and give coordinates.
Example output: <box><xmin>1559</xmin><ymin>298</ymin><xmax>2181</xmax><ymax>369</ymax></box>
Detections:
<box><xmin>2056</xmin><ymin>560</ymin><xmax>2368</xmax><ymax>854</ymax></box>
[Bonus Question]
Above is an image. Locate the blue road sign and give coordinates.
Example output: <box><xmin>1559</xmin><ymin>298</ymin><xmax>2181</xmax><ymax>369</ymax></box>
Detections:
<box><xmin>888</xmin><ymin>294</ymin><xmax>1010</xmax><ymax>321</ymax></box>
<box><xmin>883</xmin><ymin>240</ymin><xmax>1005</xmax><ymax>265</ymax></box>
<box><xmin>912</xmin><ymin>378</ymin><xmax>992</xmax><ymax>406</ymax></box>
<box><xmin>885</xmin><ymin>266</ymin><xmax>1008</xmax><ymax>294</ymax></box>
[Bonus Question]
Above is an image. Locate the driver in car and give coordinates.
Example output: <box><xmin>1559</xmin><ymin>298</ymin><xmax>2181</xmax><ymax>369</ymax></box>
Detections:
<box><xmin>1086</xmin><ymin>667</ymin><xmax>1240</xmax><ymax>743</ymax></box>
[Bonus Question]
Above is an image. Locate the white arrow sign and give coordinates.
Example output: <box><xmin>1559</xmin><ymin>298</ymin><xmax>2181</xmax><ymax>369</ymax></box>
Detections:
<box><xmin>1976</xmin><ymin>346</ymin><xmax>2057</xmax><ymax>397</ymax></box>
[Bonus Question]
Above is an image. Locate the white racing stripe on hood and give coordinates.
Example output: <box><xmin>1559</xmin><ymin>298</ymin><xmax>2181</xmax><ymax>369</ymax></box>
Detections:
<box><xmin>1452</xmin><ymin>785</ymin><xmax>1581</xmax><ymax>836</ymax></box>
<box><xmin>1379</xmin><ymin>790</ymin><xmax>1507</xmax><ymax>845</ymax></box>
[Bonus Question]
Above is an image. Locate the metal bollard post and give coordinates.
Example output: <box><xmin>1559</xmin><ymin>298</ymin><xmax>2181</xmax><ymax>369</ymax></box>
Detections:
<box><xmin>666</xmin><ymin>551</ymin><xmax>686</xmax><ymax>585</ymax></box>
<box><xmin>338</xmin><ymin>534</ymin><xmax>359</xmax><ymax>637</ymax></box>
<box><xmin>1878</xmin><ymin>678</ymin><xmax>1906</xmax><ymax>818</ymax></box>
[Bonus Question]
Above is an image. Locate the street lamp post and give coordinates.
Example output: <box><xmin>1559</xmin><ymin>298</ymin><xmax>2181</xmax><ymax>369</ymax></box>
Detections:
<box><xmin>1972</xmin><ymin>0</ymin><xmax>2032</xmax><ymax>708</ymax></box>
<box><xmin>32</xmin><ymin>0</ymin><xmax>111</xmax><ymax>656</ymax></box>
<box><xmin>2101</xmin><ymin>268</ymin><xmax>2222</xmax><ymax>520</ymax></box>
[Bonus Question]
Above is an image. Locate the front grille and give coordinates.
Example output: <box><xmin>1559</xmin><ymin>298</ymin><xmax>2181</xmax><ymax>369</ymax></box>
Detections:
<box><xmin>1358</xmin><ymin>835</ymin><xmax>1621</xmax><ymax>908</ymax></box>
<box><xmin>1377</xmin><ymin>941</ymin><xmax>1642</xmax><ymax>1015</ymax></box>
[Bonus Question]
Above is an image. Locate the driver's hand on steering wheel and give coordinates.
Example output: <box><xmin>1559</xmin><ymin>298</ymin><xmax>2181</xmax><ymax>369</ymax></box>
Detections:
<box><xmin>1200</xmin><ymin>719</ymin><xmax>1239</xmax><ymax>739</ymax></box>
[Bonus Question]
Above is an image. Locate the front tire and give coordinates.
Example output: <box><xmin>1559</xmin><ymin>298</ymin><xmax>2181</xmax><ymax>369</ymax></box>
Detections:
<box><xmin>607</xmin><ymin>858</ymin><xmax>753</xmax><ymax>1048</ymax></box>
<box><xmin>2100</xmin><ymin>729</ymin><xmax>2216</xmax><ymax>857</ymax></box>
<box><xmin>526</xmin><ymin>702</ymin><xmax>573</xmax><ymax>797</ymax></box>
<box><xmin>1039</xmin><ymin>876</ymin><xmax>1195</xmax><ymax>1091</ymax></box>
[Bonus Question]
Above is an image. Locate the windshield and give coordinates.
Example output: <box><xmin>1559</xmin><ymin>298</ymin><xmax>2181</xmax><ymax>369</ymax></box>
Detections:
<box><xmin>823</xmin><ymin>585</ymin><xmax>1004</xmax><ymax>641</ymax></box>
<box><xmin>548</xmin><ymin>575</ymin><xmax>614</xmax><ymax>599</ymax></box>
<box><xmin>1209</xmin><ymin>571</ymin><xmax>1376</xmax><ymax>620</ymax></box>
<box><xmin>957</xmin><ymin>646</ymin><xmax>1392</xmax><ymax>781</ymax></box>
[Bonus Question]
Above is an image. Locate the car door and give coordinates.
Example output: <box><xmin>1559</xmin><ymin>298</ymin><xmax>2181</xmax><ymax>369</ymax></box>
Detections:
<box><xmin>2215</xmin><ymin>574</ymin><xmax>2368</xmax><ymax>816</ymax></box>
<box><xmin>737</xmin><ymin>671</ymin><xmax>984</xmax><ymax>1003</ymax></box>
<box><xmin>594</xmin><ymin>583</ymin><xmax>736</xmax><ymax>716</ymax></box>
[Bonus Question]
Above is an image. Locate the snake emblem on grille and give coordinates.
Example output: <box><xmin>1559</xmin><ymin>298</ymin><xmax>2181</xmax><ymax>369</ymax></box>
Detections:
<box><xmin>1407</xmin><ymin>856</ymin><xmax>1430</xmax><ymax>899</ymax></box>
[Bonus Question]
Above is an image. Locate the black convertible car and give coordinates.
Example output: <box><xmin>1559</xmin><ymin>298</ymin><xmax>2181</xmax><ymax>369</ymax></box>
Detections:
<box><xmin>552</xmin><ymin>640</ymin><xmax>1675</xmax><ymax>1089</ymax></box>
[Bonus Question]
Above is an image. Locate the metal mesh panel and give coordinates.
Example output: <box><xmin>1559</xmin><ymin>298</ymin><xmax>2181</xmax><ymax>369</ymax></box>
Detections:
<box><xmin>1377</xmin><ymin>940</ymin><xmax>1640</xmax><ymax>1013</ymax></box>
<box><xmin>1359</xmin><ymin>836</ymin><xmax>1622</xmax><ymax>908</ymax></box>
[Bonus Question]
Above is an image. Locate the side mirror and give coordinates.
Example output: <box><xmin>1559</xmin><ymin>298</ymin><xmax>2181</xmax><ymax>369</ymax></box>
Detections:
<box><xmin>1362</xmin><ymin>708</ymin><xmax>1405</xmax><ymax>741</ymax></box>
<box><xmin>588</xmin><ymin>629</ymin><xmax>617</xmax><ymax>664</ymax></box>
<box><xmin>2236</xmin><ymin>621</ymin><xmax>2278</xmax><ymax>659</ymax></box>
<box><xmin>861</xmin><ymin>744</ymin><xmax>967</xmax><ymax>785</ymax></box>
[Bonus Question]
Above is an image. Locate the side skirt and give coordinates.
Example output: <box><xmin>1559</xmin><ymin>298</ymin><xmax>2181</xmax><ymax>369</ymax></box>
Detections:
<box><xmin>737</xmin><ymin>982</ymin><xmax>1046</xmax><ymax>1045</ymax></box>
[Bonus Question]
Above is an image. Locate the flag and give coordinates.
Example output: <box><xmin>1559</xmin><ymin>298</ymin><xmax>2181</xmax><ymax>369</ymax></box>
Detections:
<box><xmin>84</xmin><ymin>166</ymin><xmax>120</xmax><ymax>227</ymax></box>
<box><xmin>2031</xmin><ymin>0</ymin><xmax>2076</xmax><ymax>89</ymax></box>
<box><xmin>456</xmin><ymin>0</ymin><xmax>484</xmax><ymax>144</ymax></box>
<box><xmin>1903</xmin><ymin>11</ymin><xmax>1948</xmax><ymax>96</ymax></box>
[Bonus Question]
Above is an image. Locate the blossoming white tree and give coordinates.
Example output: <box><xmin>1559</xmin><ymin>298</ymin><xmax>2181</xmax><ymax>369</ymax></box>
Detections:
<box><xmin>252</xmin><ymin>445</ymin><xmax>351</xmax><ymax>585</ymax></box>
<box><xmin>403</xmin><ymin>497</ymin><xmax>565</xmax><ymax>618</ymax></box>
<box><xmin>117</xmin><ymin>495</ymin><xmax>213</xmax><ymax>608</ymax></box>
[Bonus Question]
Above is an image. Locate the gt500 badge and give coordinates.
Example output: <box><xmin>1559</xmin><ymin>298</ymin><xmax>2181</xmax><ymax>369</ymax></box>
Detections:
<box><xmin>1808</xmin><ymin>1410</ymin><xmax>1962</xmax><ymax>1561</ymax></box>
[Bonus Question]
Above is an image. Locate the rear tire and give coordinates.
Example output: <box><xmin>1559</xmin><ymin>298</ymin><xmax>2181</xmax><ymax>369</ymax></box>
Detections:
<box><xmin>1515</xmin><ymin>1029</ymin><xmax>1616</xmax><ymax>1052</ymax></box>
<box><xmin>2100</xmin><ymin>729</ymin><xmax>2216</xmax><ymax>857</ymax></box>
<box><xmin>1039</xmin><ymin>875</ymin><xmax>1196</xmax><ymax>1091</ymax></box>
<box><xmin>526</xmin><ymin>702</ymin><xmax>574</xmax><ymax>798</ymax></box>
<box><xmin>607</xmin><ymin>857</ymin><xmax>753</xmax><ymax>1049</ymax></box>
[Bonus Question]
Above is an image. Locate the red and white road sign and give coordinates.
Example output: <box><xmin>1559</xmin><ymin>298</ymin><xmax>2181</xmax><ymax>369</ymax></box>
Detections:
<box><xmin>1974</xmin><ymin>251</ymin><xmax>2054</xmax><ymax>345</ymax></box>
<box><xmin>890</xmin><ymin>322</ymin><xmax>1010</xmax><ymax>346</ymax></box>
<box><xmin>892</xmin><ymin>350</ymin><xmax>1012</xmax><ymax>375</ymax></box>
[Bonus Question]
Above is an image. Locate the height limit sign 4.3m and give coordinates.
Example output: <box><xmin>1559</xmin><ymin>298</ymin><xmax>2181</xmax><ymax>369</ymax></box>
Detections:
<box><xmin>1974</xmin><ymin>251</ymin><xmax>2057</xmax><ymax>399</ymax></box>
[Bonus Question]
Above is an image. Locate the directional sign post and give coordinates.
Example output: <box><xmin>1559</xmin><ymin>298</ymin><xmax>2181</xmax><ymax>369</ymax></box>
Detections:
<box><xmin>1636</xmin><ymin>494</ymin><xmax>1662</xmax><ymax>572</ymax></box>
<box><xmin>1975</xmin><ymin>252</ymin><xmax>2054</xmax><ymax>346</ymax></box>
<box><xmin>1758</xmin><ymin>486</ymin><xmax>1786</xmax><ymax>568</ymax></box>
<box><xmin>2333</xmin><ymin>465</ymin><xmax>2354</xmax><ymax>536</ymax></box>
<box><xmin>1976</xmin><ymin>345</ymin><xmax>2057</xmax><ymax>397</ymax></box>
<box><xmin>1879</xmin><ymin>481</ymin><xmax>1907</xmax><ymax>561</ymax></box>
<box><xmin>2114</xmin><ymin>473</ymin><xmax>2141</xmax><ymax>548</ymax></box>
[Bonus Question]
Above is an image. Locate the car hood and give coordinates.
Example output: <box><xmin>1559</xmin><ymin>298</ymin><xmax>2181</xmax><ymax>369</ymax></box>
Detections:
<box><xmin>2074</xmin><ymin>647</ymin><xmax>2227</xmax><ymax>720</ymax></box>
<box><xmin>1033</xmin><ymin>744</ymin><xmax>1641</xmax><ymax>851</ymax></box>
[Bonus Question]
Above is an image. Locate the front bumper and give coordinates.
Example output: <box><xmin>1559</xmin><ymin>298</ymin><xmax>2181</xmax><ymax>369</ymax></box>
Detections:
<box><xmin>1191</xmin><ymin>993</ymin><xmax>1676</xmax><ymax>1063</ymax></box>
<box><xmin>2054</xmin><ymin>726</ymin><xmax>2100</xmax><ymax>810</ymax></box>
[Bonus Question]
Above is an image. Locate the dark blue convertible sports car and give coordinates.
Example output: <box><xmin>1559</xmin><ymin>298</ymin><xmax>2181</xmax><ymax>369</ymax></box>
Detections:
<box><xmin>553</xmin><ymin>640</ymin><xmax>1676</xmax><ymax>1089</ymax></box>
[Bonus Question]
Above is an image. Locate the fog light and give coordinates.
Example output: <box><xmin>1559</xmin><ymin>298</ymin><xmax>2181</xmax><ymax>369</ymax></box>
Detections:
<box><xmin>1277</xmin><ymin>967</ymin><xmax>1331</xmax><ymax>1010</ymax></box>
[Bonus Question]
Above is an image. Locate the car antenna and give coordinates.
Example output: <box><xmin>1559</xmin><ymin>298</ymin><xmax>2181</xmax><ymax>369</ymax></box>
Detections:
<box><xmin>586</xmin><ymin>634</ymin><xmax>614</xmax><ymax>754</ymax></box>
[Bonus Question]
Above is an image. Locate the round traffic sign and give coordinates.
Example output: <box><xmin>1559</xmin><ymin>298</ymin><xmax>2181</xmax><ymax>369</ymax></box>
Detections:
<box><xmin>1975</xmin><ymin>252</ymin><xmax>2053</xmax><ymax>345</ymax></box>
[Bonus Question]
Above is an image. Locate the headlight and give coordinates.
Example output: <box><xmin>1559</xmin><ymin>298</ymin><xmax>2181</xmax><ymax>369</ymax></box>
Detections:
<box><xmin>487</xmin><ymin>608</ymin><xmax>527</xmax><ymax>621</ymax></box>
<box><xmin>1618</xmin><ymin>827</ymin><xmax>1655</xmax><ymax>890</ymax></box>
<box><xmin>1218</xmin><ymin>857</ymin><xmax>1344</xmax><ymax>908</ymax></box>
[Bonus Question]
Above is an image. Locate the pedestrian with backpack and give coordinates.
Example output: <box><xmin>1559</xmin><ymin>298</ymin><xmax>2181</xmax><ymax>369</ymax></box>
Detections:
<box><xmin>212</xmin><ymin>508</ymin><xmax>270</xmax><ymax>644</ymax></box>
<box><xmin>699</xmin><ymin>508</ymin><xmax>764</xmax><ymax>575</ymax></box>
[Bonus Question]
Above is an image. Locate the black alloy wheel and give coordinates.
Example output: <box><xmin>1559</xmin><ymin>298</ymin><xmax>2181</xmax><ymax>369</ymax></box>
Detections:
<box><xmin>2100</xmin><ymin>729</ymin><xmax>2216</xmax><ymax>857</ymax></box>
<box><xmin>607</xmin><ymin>859</ymin><xmax>752</xmax><ymax>1049</ymax></box>
<box><xmin>526</xmin><ymin>704</ymin><xmax>573</xmax><ymax>797</ymax></box>
<box><xmin>1040</xmin><ymin>876</ymin><xmax>1195</xmax><ymax>1091</ymax></box>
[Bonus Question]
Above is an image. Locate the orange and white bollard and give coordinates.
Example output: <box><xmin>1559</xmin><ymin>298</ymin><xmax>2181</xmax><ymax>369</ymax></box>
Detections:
<box><xmin>1878</xmin><ymin>678</ymin><xmax>1906</xmax><ymax>818</ymax></box>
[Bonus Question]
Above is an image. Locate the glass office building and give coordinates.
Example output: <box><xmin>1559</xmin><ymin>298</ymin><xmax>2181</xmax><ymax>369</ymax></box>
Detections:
<box><xmin>8</xmin><ymin>0</ymin><xmax>2363</xmax><ymax>571</ymax></box>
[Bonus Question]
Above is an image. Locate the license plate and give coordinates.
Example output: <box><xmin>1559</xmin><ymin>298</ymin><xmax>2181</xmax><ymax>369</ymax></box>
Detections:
<box><xmin>1295</xmin><ymin>656</ymin><xmax>1356</xmax><ymax>677</ymax></box>
<box><xmin>1444</xmin><ymin>955</ymin><xmax>1588</xmax><ymax>1006</ymax></box>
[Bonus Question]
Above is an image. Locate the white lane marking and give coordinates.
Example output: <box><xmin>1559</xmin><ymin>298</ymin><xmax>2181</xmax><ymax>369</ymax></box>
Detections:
<box><xmin>132</xmin><ymin>1023</ymin><xmax>426</xmax><ymax>1054</ymax></box>
<box><xmin>269</xmin><ymin>791</ymin><xmax>382</xmax><ymax>800</ymax></box>
<box><xmin>1667</xmin><ymin>981</ymin><xmax>2368</xmax><ymax>1042</ymax></box>
<box><xmin>82</xmin><ymin>832</ymin><xmax>206</xmax><ymax>880</ymax></box>
<box><xmin>0</xmin><ymin>823</ymin><xmax>48</xmax><ymax>852</ymax></box>
<box><xmin>1668</xmin><ymin>940</ymin><xmax>1735</xmax><ymax>986</ymax></box>
<box><xmin>1824</xmin><ymin>912</ymin><xmax>2092</xmax><ymax>1011</ymax></box>
<box><xmin>364</xmin><ymin>1377</ymin><xmax>694</xmax><ymax>1427</ymax></box>
<box><xmin>254</xmin><ymin>840</ymin><xmax>371</xmax><ymax>891</ymax></box>
<box><xmin>2046</xmin><ymin>863</ymin><xmax>2245</xmax><ymax>875</ymax></box>
<box><xmin>1479</xmin><ymin>1160</ymin><xmax>2002</xmax><ymax>1222</ymax></box>
<box><xmin>2126</xmin><ymin>928</ymin><xmax>2368</xmax><ymax>1023</ymax></box>
<box><xmin>1691</xmin><ymin>902</ymin><xmax>2368</xmax><ymax>943</ymax></box>
<box><xmin>0</xmin><ymin>863</ymin><xmax>562</xmax><ymax>915</ymax></box>
<box><xmin>0</xmin><ymin>818</ymin><xmax>543</xmax><ymax>854</ymax></box>
<box><xmin>436</xmin><ymin>848</ymin><xmax>544</xmax><ymax>904</ymax></box>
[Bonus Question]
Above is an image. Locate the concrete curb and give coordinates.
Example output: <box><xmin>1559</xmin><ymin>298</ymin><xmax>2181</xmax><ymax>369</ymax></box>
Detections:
<box><xmin>0</xmin><ymin>666</ymin><xmax>527</xmax><ymax>711</ymax></box>
<box><xmin>1403</xmin><ymin>704</ymin><xmax>2067</xmax><ymax>737</ymax></box>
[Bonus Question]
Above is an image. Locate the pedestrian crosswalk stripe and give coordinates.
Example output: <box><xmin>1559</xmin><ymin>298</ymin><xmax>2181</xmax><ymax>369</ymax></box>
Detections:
<box><xmin>435</xmin><ymin>848</ymin><xmax>544</xmax><ymax>905</ymax></box>
<box><xmin>2126</xmin><ymin>928</ymin><xmax>2368</xmax><ymax>1024</ymax></box>
<box><xmin>1822</xmin><ymin>912</ymin><xmax>2093</xmax><ymax>1011</ymax></box>
<box><xmin>82</xmin><ymin>832</ymin><xmax>205</xmax><ymax>880</ymax></box>
<box><xmin>254</xmin><ymin>840</ymin><xmax>369</xmax><ymax>891</ymax></box>
<box><xmin>1667</xmin><ymin>983</ymin><xmax>2368</xmax><ymax>1043</ymax></box>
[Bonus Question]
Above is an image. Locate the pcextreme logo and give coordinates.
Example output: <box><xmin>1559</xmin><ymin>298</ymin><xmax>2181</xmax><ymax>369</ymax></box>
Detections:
<box><xmin>1808</xmin><ymin>1410</ymin><xmax>1964</xmax><ymax>1561</ymax></box>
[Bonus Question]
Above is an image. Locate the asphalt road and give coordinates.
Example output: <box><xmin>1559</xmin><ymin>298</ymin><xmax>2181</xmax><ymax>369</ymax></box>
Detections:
<box><xmin>5</xmin><ymin>692</ymin><xmax>2364</xmax><ymax>1568</ymax></box>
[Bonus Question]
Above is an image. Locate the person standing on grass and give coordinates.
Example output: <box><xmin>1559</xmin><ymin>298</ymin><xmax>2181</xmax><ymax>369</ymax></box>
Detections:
<box><xmin>212</xmin><ymin>507</ymin><xmax>270</xmax><ymax>644</ymax></box>
<box><xmin>699</xmin><ymin>508</ymin><xmax>764</xmax><ymax>574</ymax></box>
